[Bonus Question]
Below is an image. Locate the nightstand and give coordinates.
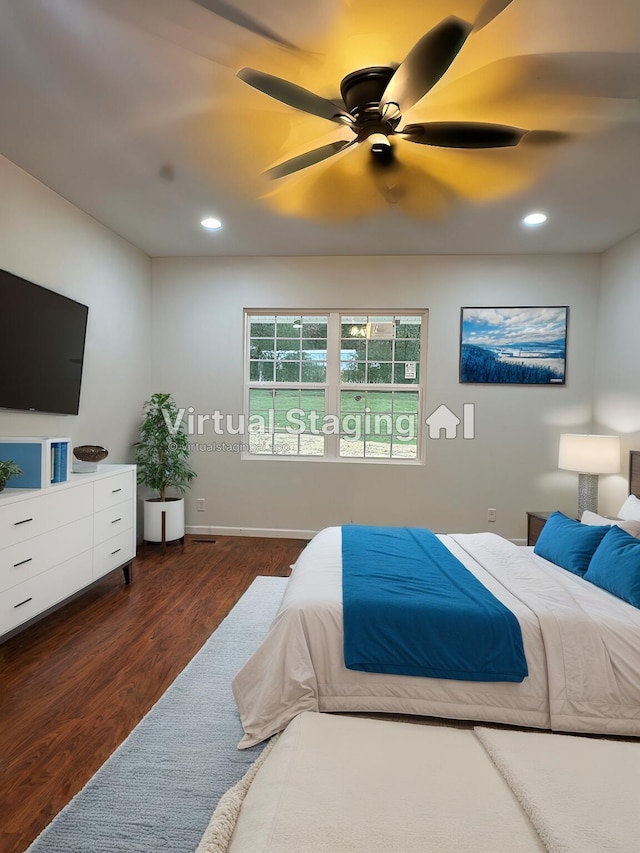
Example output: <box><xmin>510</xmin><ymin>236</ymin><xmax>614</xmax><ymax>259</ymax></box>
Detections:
<box><xmin>526</xmin><ymin>511</ymin><xmax>553</xmax><ymax>546</ymax></box>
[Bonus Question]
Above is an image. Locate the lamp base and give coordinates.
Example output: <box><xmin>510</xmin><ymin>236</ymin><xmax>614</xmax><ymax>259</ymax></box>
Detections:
<box><xmin>577</xmin><ymin>473</ymin><xmax>599</xmax><ymax>517</ymax></box>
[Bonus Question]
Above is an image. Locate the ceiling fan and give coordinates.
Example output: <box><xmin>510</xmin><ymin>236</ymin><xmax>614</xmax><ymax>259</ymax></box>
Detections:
<box><xmin>190</xmin><ymin>0</ymin><xmax>638</xmax><ymax>216</ymax></box>
<box><xmin>211</xmin><ymin>0</ymin><xmax>540</xmax><ymax>180</ymax></box>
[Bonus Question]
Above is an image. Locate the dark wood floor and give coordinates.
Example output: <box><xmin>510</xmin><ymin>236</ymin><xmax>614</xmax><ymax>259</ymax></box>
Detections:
<box><xmin>0</xmin><ymin>534</ymin><xmax>305</xmax><ymax>853</ymax></box>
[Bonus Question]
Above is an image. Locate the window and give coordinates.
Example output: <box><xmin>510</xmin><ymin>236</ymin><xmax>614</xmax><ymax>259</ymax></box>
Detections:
<box><xmin>244</xmin><ymin>311</ymin><xmax>426</xmax><ymax>462</ymax></box>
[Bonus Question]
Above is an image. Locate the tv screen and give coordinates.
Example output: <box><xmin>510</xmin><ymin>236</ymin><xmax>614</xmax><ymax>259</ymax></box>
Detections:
<box><xmin>0</xmin><ymin>269</ymin><xmax>89</xmax><ymax>415</ymax></box>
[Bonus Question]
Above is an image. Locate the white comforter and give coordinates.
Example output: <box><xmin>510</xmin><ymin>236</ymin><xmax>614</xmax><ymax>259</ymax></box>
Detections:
<box><xmin>232</xmin><ymin>528</ymin><xmax>640</xmax><ymax>747</ymax></box>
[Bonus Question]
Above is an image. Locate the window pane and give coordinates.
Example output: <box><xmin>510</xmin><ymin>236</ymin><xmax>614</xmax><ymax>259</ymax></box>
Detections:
<box><xmin>341</xmin><ymin>318</ymin><xmax>367</xmax><ymax>338</ymax></box>
<box><xmin>276</xmin><ymin>316</ymin><xmax>301</xmax><ymax>338</ymax></box>
<box><xmin>302</xmin><ymin>318</ymin><xmax>328</xmax><ymax>338</ymax></box>
<box><xmin>392</xmin><ymin>391</ymin><xmax>419</xmax><ymax>413</ymax></box>
<box><xmin>391</xmin><ymin>441</ymin><xmax>418</xmax><ymax>459</ymax></box>
<box><xmin>340</xmin><ymin>436</ymin><xmax>365</xmax><ymax>458</ymax></box>
<box><xmin>393</xmin><ymin>413</ymin><xmax>418</xmax><ymax>440</ymax></box>
<box><xmin>250</xmin><ymin>360</ymin><xmax>274</xmax><ymax>382</ymax></box>
<box><xmin>394</xmin><ymin>340</ymin><xmax>420</xmax><ymax>361</ymax></box>
<box><xmin>299</xmin><ymin>434</ymin><xmax>325</xmax><ymax>456</ymax></box>
<box><xmin>273</xmin><ymin>434</ymin><xmax>299</xmax><ymax>455</ymax></box>
<box><xmin>366</xmin><ymin>391</ymin><xmax>393</xmax><ymax>415</ymax></box>
<box><xmin>248</xmin><ymin>433</ymin><xmax>273</xmax><ymax>455</ymax></box>
<box><xmin>276</xmin><ymin>361</ymin><xmax>301</xmax><ymax>382</ymax></box>
<box><xmin>365</xmin><ymin>438</ymin><xmax>391</xmax><ymax>458</ymax></box>
<box><xmin>341</xmin><ymin>411</ymin><xmax>365</xmax><ymax>440</ymax></box>
<box><xmin>274</xmin><ymin>389</ymin><xmax>299</xmax><ymax>410</ymax></box>
<box><xmin>250</xmin><ymin>338</ymin><xmax>274</xmax><ymax>359</ymax></box>
<box><xmin>367</xmin><ymin>362</ymin><xmax>392</xmax><ymax>384</ymax></box>
<box><xmin>250</xmin><ymin>316</ymin><xmax>275</xmax><ymax>337</ymax></box>
<box><xmin>249</xmin><ymin>388</ymin><xmax>273</xmax><ymax>415</ymax></box>
<box><xmin>301</xmin><ymin>338</ymin><xmax>327</xmax><ymax>352</ymax></box>
<box><xmin>393</xmin><ymin>363</ymin><xmax>420</xmax><ymax>385</ymax></box>
<box><xmin>300</xmin><ymin>389</ymin><xmax>325</xmax><ymax>412</ymax></box>
<box><xmin>341</xmin><ymin>361</ymin><xmax>366</xmax><ymax>383</ymax></box>
<box><xmin>340</xmin><ymin>391</ymin><xmax>366</xmax><ymax>412</ymax></box>
<box><xmin>367</xmin><ymin>340</ymin><xmax>393</xmax><ymax>361</ymax></box>
<box><xmin>341</xmin><ymin>340</ymin><xmax>366</xmax><ymax>358</ymax></box>
<box><xmin>275</xmin><ymin>339</ymin><xmax>300</xmax><ymax>357</ymax></box>
<box><xmin>396</xmin><ymin>317</ymin><xmax>422</xmax><ymax>339</ymax></box>
<box><xmin>301</xmin><ymin>360</ymin><xmax>326</xmax><ymax>382</ymax></box>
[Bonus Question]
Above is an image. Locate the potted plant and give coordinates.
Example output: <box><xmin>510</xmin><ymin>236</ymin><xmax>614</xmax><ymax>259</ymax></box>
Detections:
<box><xmin>134</xmin><ymin>392</ymin><xmax>196</xmax><ymax>547</ymax></box>
<box><xmin>0</xmin><ymin>460</ymin><xmax>24</xmax><ymax>492</ymax></box>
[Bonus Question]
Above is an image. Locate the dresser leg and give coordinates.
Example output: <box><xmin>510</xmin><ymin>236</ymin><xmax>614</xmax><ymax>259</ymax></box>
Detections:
<box><xmin>122</xmin><ymin>563</ymin><xmax>132</xmax><ymax>585</ymax></box>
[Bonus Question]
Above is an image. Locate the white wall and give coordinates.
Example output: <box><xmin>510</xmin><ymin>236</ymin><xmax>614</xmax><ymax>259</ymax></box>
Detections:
<box><xmin>593</xmin><ymin>229</ymin><xmax>640</xmax><ymax>512</ymax></box>
<box><xmin>0</xmin><ymin>155</ymin><xmax>152</xmax><ymax>464</ymax></box>
<box><xmin>151</xmin><ymin>254</ymin><xmax>600</xmax><ymax>540</ymax></box>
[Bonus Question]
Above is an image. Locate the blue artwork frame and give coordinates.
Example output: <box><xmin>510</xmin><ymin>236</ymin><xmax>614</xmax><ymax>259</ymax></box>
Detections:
<box><xmin>460</xmin><ymin>306</ymin><xmax>568</xmax><ymax>385</ymax></box>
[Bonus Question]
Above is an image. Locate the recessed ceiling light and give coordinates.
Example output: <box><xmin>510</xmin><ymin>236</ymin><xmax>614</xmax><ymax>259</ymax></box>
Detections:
<box><xmin>201</xmin><ymin>217</ymin><xmax>223</xmax><ymax>231</ymax></box>
<box><xmin>522</xmin><ymin>212</ymin><xmax>548</xmax><ymax>227</ymax></box>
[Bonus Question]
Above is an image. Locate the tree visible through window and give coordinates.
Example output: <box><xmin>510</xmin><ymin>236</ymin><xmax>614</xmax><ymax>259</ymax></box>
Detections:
<box><xmin>244</xmin><ymin>311</ymin><xmax>426</xmax><ymax>461</ymax></box>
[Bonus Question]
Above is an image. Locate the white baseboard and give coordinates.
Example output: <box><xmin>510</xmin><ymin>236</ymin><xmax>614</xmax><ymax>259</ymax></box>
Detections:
<box><xmin>186</xmin><ymin>527</ymin><xmax>529</xmax><ymax>544</ymax></box>
<box><xmin>186</xmin><ymin>524</ymin><xmax>318</xmax><ymax>540</ymax></box>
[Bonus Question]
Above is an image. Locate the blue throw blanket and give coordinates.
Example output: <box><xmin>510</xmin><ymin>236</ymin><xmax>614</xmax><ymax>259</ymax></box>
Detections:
<box><xmin>342</xmin><ymin>526</ymin><xmax>528</xmax><ymax>682</ymax></box>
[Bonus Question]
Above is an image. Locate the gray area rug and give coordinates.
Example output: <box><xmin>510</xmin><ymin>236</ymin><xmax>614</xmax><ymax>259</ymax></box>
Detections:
<box><xmin>26</xmin><ymin>576</ymin><xmax>287</xmax><ymax>853</ymax></box>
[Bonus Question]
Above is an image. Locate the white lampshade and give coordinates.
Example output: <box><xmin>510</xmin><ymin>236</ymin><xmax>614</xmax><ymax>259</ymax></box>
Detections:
<box><xmin>558</xmin><ymin>434</ymin><xmax>620</xmax><ymax>474</ymax></box>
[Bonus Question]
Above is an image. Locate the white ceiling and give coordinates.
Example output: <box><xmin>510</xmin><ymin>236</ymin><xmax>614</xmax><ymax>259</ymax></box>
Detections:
<box><xmin>1</xmin><ymin>0</ymin><xmax>639</xmax><ymax>258</ymax></box>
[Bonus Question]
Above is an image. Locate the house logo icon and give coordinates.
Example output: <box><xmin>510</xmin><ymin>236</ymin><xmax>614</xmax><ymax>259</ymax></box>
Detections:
<box><xmin>425</xmin><ymin>404</ymin><xmax>475</xmax><ymax>440</ymax></box>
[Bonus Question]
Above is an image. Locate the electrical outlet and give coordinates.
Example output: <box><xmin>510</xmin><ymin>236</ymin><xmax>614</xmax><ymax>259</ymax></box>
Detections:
<box><xmin>196</xmin><ymin>498</ymin><xmax>205</xmax><ymax>512</ymax></box>
<box><xmin>487</xmin><ymin>508</ymin><xmax>497</xmax><ymax>522</ymax></box>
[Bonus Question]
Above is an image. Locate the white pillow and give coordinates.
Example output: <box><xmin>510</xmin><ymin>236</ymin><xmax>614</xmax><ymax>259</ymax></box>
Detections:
<box><xmin>580</xmin><ymin>510</ymin><xmax>614</xmax><ymax>526</ymax></box>
<box><xmin>581</xmin><ymin>509</ymin><xmax>640</xmax><ymax>539</ymax></box>
<box><xmin>617</xmin><ymin>494</ymin><xmax>640</xmax><ymax>522</ymax></box>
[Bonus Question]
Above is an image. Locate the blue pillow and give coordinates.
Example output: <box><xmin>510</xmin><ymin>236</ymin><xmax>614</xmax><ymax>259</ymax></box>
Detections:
<box><xmin>533</xmin><ymin>511</ymin><xmax>611</xmax><ymax>576</ymax></box>
<box><xmin>584</xmin><ymin>526</ymin><xmax>640</xmax><ymax>608</ymax></box>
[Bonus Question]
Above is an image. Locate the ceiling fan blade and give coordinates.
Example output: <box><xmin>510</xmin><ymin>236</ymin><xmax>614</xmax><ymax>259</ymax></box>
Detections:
<box><xmin>262</xmin><ymin>142</ymin><xmax>390</xmax><ymax>221</ymax></box>
<box><xmin>265</xmin><ymin>141</ymin><xmax>355</xmax><ymax>179</ymax></box>
<box><xmin>238</xmin><ymin>69</ymin><xmax>351</xmax><ymax>123</ymax></box>
<box><xmin>523</xmin><ymin>130</ymin><xmax>571</xmax><ymax>147</ymax></box>
<box><xmin>401</xmin><ymin>121</ymin><xmax>527</xmax><ymax>148</ymax></box>
<box><xmin>192</xmin><ymin>0</ymin><xmax>299</xmax><ymax>50</ymax></box>
<box><xmin>473</xmin><ymin>0</ymin><xmax>515</xmax><ymax>32</ymax></box>
<box><xmin>382</xmin><ymin>17</ymin><xmax>473</xmax><ymax>113</ymax></box>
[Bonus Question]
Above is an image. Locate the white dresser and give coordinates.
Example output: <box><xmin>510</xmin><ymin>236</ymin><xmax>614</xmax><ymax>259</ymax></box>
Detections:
<box><xmin>0</xmin><ymin>464</ymin><xmax>136</xmax><ymax>639</ymax></box>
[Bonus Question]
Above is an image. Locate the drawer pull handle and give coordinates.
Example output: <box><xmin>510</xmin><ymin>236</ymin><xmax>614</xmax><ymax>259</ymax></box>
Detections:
<box><xmin>13</xmin><ymin>557</ymin><xmax>33</xmax><ymax>568</ymax></box>
<box><xmin>14</xmin><ymin>597</ymin><xmax>33</xmax><ymax>609</ymax></box>
<box><xmin>14</xmin><ymin>518</ymin><xmax>34</xmax><ymax>526</ymax></box>
<box><xmin>111</xmin><ymin>548</ymin><xmax>122</xmax><ymax>556</ymax></box>
<box><xmin>111</xmin><ymin>488</ymin><xmax>122</xmax><ymax>494</ymax></box>
<box><xmin>111</xmin><ymin>518</ymin><xmax>122</xmax><ymax>524</ymax></box>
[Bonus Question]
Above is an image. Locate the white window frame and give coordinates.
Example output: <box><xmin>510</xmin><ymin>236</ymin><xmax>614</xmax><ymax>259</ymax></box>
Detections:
<box><xmin>242</xmin><ymin>309</ymin><xmax>428</xmax><ymax>464</ymax></box>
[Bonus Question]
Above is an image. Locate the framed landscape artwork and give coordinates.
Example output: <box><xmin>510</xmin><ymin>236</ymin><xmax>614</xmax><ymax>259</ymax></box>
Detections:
<box><xmin>460</xmin><ymin>306</ymin><xmax>568</xmax><ymax>385</ymax></box>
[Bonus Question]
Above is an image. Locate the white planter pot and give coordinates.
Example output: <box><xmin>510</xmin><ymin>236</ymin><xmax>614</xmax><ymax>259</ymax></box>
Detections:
<box><xmin>144</xmin><ymin>497</ymin><xmax>185</xmax><ymax>543</ymax></box>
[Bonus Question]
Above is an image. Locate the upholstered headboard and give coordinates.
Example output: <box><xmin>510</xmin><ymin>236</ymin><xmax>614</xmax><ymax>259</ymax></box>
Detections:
<box><xmin>630</xmin><ymin>451</ymin><xmax>640</xmax><ymax>498</ymax></box>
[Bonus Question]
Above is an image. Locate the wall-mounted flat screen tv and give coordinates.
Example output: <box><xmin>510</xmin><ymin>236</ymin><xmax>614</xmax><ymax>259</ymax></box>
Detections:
<box><xmin>0</xmin><ymin>269</ymin><xmax>89</xmax><ymax>415</ymax></box>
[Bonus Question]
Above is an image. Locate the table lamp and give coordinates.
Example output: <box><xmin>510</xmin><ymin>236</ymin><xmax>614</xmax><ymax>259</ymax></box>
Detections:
<box><xmin>558</xmin><ymin>434</ymin><xmax>620</xmax><ymax>517</ymax></box>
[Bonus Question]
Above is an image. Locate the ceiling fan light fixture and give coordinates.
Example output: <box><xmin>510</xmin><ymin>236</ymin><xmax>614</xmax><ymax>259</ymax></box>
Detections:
<box><xmin>201</xmin><ymin>216</ymin><xmax>223</xmax><ymax>231</ymax></box>
<box><xmin>369</xmin><ymin>132</ymin><xmax>394</xmax><ymax>166</ymax></box>
<box><xmin>522</xmin><ymin>212</ymin><xmax>548</xmax><ymax>227</ymax></box>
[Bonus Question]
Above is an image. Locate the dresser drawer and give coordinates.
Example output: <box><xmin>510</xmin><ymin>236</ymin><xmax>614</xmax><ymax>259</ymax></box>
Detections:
<box><xmin>93</xmin><ymin>528</ymin><xmax>135</xmax><ymax>580</ymax></box>
<box><xmin>93</xmin><ymin>500</ymin><xmax>133</xmax><ymax>546</ymax></box>
<box><xmin>0</xmin><ymin>483</ymin><xmax>93</xmax><ymax>548</ymax></box>
<box><xmin>0</xmin><ymin>551</ymin><xmax>93</xmax><ymax>635</ymax></box>
<box><xmin>0</xmin><ymin>516</ymin><xmax>93</xmax><ymax>593</ymax></box>
<box><xmin>94</xmin><ymin>471</ymin><xmax>135</xmax><ymax>513</ymax></box>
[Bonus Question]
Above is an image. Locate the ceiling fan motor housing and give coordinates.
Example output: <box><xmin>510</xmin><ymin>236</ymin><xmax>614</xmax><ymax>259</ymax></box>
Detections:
<box><xmin>340</xmin><ymin>67</ymin><xmax>400</xmax><ymax>163</ymax></box>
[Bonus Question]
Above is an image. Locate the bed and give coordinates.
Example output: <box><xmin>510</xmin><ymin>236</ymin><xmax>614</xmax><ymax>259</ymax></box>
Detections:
<box><xmin>232</xmin><ymin>452</ymin><xmax>640</xmax><ymax>747</ymax></box>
